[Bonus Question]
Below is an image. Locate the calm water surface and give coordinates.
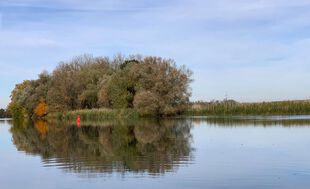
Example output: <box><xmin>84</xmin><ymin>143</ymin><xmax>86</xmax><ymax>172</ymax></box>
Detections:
<box><xmin>1</xmin><ymin>116</ymin><xmax>310</xmax><ymax>189</ymax></box>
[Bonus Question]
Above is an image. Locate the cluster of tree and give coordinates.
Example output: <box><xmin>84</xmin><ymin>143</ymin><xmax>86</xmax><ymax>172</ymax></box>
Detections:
<box><xmin>8</xmin><ymin>54</ymin><xmax>192</xmax><ymax>118</ymax></box>
<box><xmin>0</xmin><ymin>109</ymin><xmax>11</xmax><ymax>118</ymax></box>
<box><xmin>11</xmin><ymin>119</ymin><xmax>193</xmax><ymax>175</ymax></box>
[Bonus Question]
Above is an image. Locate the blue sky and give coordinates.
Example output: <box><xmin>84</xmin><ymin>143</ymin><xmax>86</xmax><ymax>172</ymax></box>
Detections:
<box><xmin>0</xmin><ymin>0</ymin><xmax>310</xmax><ymax>108</ymax></box>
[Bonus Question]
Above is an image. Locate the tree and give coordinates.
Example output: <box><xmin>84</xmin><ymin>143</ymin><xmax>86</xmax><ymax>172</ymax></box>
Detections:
<box><xmin>131</xmin><ymin>57</ymin><xmax>192</xmax><ymax>115</ymax></box>
<box><xmin>48</xmin><ymin>55</ymin><xmax>112</xmax><ymax>111</ymax></box>
<box><xmin>8</xmin><ymin>80</ymin><xmax>33</xmax><ymax>119</ymax></box>
<box><xmin>133</xmin><ymin>90</ymin><xmax>159</xmax><ymax>116</ymax></box>
<box><xmin>34</xmin><ymin>98</ymin><xmax>49</xmax><ymax>117</ymax></box>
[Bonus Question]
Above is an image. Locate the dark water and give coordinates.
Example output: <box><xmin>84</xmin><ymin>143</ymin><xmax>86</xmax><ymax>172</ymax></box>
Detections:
<box><xmin>1</xmin><ymin>116</ymin><xmax>310</xmax><ymax>189</ymax></box>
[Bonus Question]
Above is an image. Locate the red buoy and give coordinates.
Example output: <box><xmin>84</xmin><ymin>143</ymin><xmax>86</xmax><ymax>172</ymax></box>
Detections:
<box><xmin>76</xmin><ymin>115</ymin><xmax>81</xmax><ymax>128</ymax></box>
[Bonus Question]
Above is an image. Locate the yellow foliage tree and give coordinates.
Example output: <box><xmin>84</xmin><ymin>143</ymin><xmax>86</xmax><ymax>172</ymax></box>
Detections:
<box><xmin>34</xmin><ymin>98</ymin><xmax>49</xmax><ymax>117</ymax></box>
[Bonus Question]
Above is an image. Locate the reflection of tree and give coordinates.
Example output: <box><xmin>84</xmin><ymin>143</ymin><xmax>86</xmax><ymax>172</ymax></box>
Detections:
<box><xmin>35</xmin><ymin>120</ymin><xmax>48</xmax><ymax>139</ymax></box>
<box><xmin>11</xmin><ymin>119</ymin><xmax>193</xmax><ymax>176</ymax></box>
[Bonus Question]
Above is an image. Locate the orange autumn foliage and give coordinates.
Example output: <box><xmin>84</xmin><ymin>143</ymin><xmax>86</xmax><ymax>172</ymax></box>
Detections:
<box><xmin>34</xmin><ymin>98</ymin><xmax>49</xmax><ymax>117</ymax></box>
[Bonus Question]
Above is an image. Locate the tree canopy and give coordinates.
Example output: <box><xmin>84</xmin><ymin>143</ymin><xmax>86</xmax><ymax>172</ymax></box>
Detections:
<box><xmin>9</xmin><ymin>54</ymin><xmax>192</xmax><ymax>118</ymax></box>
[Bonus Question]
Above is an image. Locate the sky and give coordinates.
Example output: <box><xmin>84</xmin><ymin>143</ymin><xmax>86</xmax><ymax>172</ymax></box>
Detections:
<box><xmin>0</xmin><ymin>0</ymin><xmax>310</xmax><ymax>108</ymax></box>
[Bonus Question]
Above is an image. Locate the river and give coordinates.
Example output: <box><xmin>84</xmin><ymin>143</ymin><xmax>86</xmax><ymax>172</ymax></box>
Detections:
<box><xmin>1</xmin><ymin>116</ymin><xmax>310</xmax><ymax>189</ymax></box>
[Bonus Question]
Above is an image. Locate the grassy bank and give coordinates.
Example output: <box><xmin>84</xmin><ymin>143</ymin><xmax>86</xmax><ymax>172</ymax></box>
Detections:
<box><xmin>185</xmin><ymin>100</ymin><xmax>310</xmax><ymax>116</ymax></box>
<box><xmin>48</xmin><ymin>108</ymin><xmax>140</xmax><ymax>122</ymax></box>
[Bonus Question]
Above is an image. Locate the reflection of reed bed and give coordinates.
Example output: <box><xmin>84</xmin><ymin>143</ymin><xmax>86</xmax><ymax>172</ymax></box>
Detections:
<box><xmin>0</xmin><ymin>118</ymin><xmax>12</xmax><ymax>123</ymax></box>
<box><xmin>189</xmin><ymin>117</ymin><xmax>310</xmax><ymax>127</ymax></box>
<box><xmin>48</xmin><ymin>118</ymin><xmax>193</xmax><ymax>129</ymax></box>
<box><xmin>10</xmin><ymin>119</ymin><xmax>194</xmax><ymax>176</ymax></box>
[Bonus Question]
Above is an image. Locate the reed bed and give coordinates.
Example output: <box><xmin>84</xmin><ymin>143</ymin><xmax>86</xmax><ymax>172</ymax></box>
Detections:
<box><xmin>186</xmin><ymin>100</ymin><xmax>310</xmax><ymax>116</ymax></box>
<box><xmin>50</xmin><ymin>108</ymin><xmax>139</xmax><ymax>122</ymax></box>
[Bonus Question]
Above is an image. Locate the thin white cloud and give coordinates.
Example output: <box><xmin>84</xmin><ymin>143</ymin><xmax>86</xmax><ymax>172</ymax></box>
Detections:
<box><xmin>0</xmin><ymin>31</ymin><xmax>62</xmax><ymax>48</ymax></box>
<box><xmin>0</xmin><ymin>12</ymin><xmax>2</xmax><ymax>30</ymax></box>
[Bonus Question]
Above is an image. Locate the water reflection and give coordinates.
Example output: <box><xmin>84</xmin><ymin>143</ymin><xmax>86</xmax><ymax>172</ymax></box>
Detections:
<box><xmin>4</xmin><ymin>116</ymin><xmax>310</xmax><ymax>188</ymax></box>
<box><xmin>10</xmin><ymin>119</ymin><xmax>193</xmax><ymax>177</ymax></box>
<box><xmin>189</xmin><ymin>115</ymin><xmax>310</xmax><ymax>127</ymax></box>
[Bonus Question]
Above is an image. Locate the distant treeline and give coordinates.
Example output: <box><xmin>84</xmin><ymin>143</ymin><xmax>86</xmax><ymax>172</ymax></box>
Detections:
<box><xmin>186</xmin><ymin>100</ymin><xmax>310</xmax><ymax>115</ymax></box>
<box><xmin>0</xmin><ymin>109</ymin><xmax>11</xmax><ymax>118</ymax></box>
<box><xmin>8</xmin><ymin>54</ymin><xmax>192</xmax><ymax>119</ymax></box>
